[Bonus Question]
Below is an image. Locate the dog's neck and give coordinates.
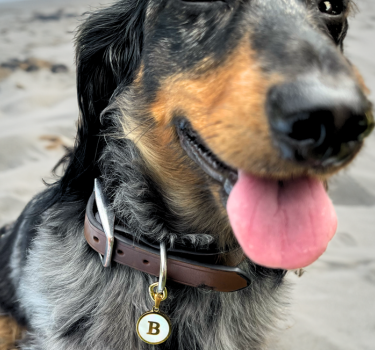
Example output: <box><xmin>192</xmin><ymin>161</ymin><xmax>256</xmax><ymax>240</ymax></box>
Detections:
<box><xmin>99</xmin><ymin>134</ymin><xmax>236</xmax><ymax>254</ymax></box>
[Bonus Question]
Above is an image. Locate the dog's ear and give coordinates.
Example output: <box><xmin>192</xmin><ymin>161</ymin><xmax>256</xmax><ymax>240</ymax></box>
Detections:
<box><xmin>49</xmin><ymin>1</ymin><xmax>147</xmax><ymax>206</ymax></box>
<box><xmin>76</xmin><ymin>0</ymin><xmax>147</xmax><ymax>122</ymax></box>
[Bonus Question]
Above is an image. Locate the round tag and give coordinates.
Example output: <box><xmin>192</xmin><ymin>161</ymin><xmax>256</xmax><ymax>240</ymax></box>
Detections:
<box><xmin>136</xmin><ymin>311</ymin><xmax>171</xmax><ymax>345</ymax></box>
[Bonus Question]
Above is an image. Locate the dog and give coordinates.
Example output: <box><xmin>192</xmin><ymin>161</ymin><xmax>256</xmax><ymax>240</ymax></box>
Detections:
<box><xmin>0</xmin><ymin>0</ymin><xmax>374</xmax><ymax>349</ymax></box>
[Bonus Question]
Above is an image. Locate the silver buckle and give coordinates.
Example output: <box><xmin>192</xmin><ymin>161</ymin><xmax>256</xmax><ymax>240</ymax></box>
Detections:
<box><xmin>157</xmin><ymin>242</ymin><xmax>167</xmax><ymax>294</ymax></box>
<box><xmin>94</xmin><ymin>178</ymin><xmax>115</xmax><ymax>267</ymax></box>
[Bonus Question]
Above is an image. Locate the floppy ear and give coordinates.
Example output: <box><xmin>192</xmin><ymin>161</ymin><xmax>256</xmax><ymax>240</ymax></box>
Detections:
<box><xmin>51</xmin><ymin>0</ymin><xmax>147</xmax><ymax>205</ymax></box>
<box><xmin>76</xmin><ymin>0</ymin><xmax>147</xmax><ymax>120</ymax></box>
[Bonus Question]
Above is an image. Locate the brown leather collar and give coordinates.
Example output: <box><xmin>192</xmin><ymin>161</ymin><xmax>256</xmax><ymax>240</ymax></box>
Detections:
<box><xmin>84</xmin><ymin>193</ymin><xmax>251</xmax><ymax>292</ymax></box>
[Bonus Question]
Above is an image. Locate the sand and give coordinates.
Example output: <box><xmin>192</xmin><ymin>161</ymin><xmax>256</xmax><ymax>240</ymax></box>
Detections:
<box><xmin>0</xmin><ymin>0</ymin><xmax>374</xmax><ymax>349</ymax></box>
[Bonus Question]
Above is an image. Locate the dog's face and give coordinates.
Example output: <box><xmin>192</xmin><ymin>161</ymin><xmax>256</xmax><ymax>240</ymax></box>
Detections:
<box><xmin>132</xmin><ymin>0</ymin><xmax>371</xmax><ymax>175</ymax></box>
<box><xmin>77</xmin><ymin>0</ymin><xmax>374</xmax><ymax>268</ymax></box>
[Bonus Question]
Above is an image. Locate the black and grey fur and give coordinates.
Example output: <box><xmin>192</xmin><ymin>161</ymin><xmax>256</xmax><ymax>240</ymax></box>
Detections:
<box><xmin>0</xmin><ymin>0</ymin><xmax>360</xmax><ymax>349</ymax></box>
<box><xmin>0</xmin><ymin>138</ymin><xmax>286</xmax><ymax>350</ymax></box>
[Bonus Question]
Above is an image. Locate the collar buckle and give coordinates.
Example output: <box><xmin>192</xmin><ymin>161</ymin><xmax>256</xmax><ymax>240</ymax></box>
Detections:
<box><xmin>94</xmin><ymin>178</ymin><xmax>115</xmax><ymax>267</ymax></box>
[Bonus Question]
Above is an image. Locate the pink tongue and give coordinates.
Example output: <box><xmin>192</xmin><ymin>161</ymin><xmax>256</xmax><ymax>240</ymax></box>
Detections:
<box><xmin>227</xmin><ymin>171</ymin><xmax>337</xmax><ymax>270</ymax></box>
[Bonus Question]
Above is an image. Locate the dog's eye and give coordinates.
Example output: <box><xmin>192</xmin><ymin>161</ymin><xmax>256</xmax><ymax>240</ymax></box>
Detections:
<box><xmin>319</xmin><ymin>1</ymin><xmax>344</xmax><ymax>15</ymax></box>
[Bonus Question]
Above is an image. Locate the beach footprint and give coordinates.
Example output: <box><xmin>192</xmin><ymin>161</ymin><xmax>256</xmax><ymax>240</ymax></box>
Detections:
<box><xmin>334</xmin><ymin>231</ymin><xmax>358</xmax><ymax>247</ymax></box>
<box><xmin>364</xmin><ymin>262</ymin><xmax>375</xmax><ymax>285</ymax></box>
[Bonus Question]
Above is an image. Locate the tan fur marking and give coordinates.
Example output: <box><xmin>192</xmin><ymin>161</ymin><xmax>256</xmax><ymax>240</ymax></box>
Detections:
<box><xmin>0</xmin><ymin>316</ymin><xmax>23</xmax><ymax>350</ymax></box>
<box><xmin>353</xmin><ymin>66</ymin><xmax>371</xmax><ymax>96</ymax></box>
<box><xmin>147</xmin><ymin>41</ymin><xmax>292</xmax><ymax>180</ymax></box>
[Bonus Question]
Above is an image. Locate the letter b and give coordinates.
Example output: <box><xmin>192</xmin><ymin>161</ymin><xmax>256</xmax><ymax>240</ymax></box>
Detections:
<box><xmin>147</xmin><ymin>321</ymin><xmax>161</xmax><ymax>335</ymax></box>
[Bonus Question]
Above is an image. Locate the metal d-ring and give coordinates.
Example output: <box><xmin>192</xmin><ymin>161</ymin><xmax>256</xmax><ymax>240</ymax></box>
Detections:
<box><xmin>157</xmin><ymin>242</ymin><xmax>167</xmax><ymax>294</ymax></box>
<box><xmin>94</xmin><ymin>178</ymin><xmax>115</xmax><ymax>268</ymax></box>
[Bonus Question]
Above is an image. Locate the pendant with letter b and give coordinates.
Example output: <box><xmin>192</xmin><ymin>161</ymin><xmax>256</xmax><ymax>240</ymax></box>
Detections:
<box><xmin>136</xmin><ymin>283</ymin><xmax>171</xmax><ymax>345</ymax></box>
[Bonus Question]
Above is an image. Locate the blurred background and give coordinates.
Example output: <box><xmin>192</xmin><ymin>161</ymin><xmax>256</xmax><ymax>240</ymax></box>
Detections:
<box><xmin>0</xmin><ymin>0</ymin><xmax>374</xmax><ymax>349</ymax></box>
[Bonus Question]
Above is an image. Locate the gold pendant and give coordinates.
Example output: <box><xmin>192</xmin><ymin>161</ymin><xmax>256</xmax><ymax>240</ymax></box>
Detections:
<box><xmin>137</xmin><ymin>310</ymin><xmax>171</xmax><ymax>345</ymax></box>
<box><xmin>137</xmin><ymin>283</ymin><xmax>171</xmax><ymax>345</ymax></box>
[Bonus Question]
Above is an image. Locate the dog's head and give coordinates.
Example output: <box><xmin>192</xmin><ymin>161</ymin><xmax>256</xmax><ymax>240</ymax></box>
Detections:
<box><xmin>71</xmin><ymin>0</ymin><xmax>373</xmax><ymax>269</ymax></box>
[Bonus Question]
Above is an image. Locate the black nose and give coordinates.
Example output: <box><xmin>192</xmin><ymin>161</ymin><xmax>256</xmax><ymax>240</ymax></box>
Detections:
<box><xmin>267</xmin><ymin>79</ymin><xmax>374</xmax><ymax>167</ymax></box>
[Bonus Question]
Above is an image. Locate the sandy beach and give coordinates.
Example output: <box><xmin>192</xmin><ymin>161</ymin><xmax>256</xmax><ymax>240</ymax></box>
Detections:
<box><xmin>0</xmin><ymin>0</ymin><xmax>374</xmax><ymax>349</ymax></box>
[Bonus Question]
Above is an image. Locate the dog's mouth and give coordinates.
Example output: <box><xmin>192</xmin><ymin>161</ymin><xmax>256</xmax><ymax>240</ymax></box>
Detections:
<box><xmin>176</xmin><ymin>119</ymin><xmax>338</xmax><ymax>270</ymax></box>
<box><xmin>176</xmin><ymin>119</ymin><xmax>238</xmax><ymax>196</ymax></box>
